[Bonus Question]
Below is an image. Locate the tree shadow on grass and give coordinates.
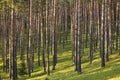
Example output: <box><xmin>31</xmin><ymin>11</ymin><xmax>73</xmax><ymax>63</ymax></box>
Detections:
<box><xmin>18</xmin><ymin>71</ymin><xmax>47</xmax><ymax>80</ymax></box>
<box><xmin>57</xmin><ymin>64</ymin><xmax>120</xmax><ymax>80</ymax></box>
<box><xmin>89</xmin><ymin>66</ymin><xmax>119</xmax><ymax>80</ymax></box>
<box><xmin>64</xmin><ymin>58</ymin><xmax>120</xmax><ymax>80</ymax></box>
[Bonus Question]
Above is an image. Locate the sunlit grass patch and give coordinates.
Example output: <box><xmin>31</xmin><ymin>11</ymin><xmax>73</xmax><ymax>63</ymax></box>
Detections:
<box><xmin>0</xmin><ymin>42</ymin><xmax>120</xmax><ymax>80</ymax></box>
<box><xmin>109</xmin><ymin>77</ymin><xmax>120</xmax><ymax>80</ymax></box>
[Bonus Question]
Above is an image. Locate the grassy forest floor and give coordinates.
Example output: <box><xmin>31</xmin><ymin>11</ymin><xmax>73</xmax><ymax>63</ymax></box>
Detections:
<box><xmin>0</xmin><ymin>42</ymin><xmax>120</xmax><ymax>80</ymax></box>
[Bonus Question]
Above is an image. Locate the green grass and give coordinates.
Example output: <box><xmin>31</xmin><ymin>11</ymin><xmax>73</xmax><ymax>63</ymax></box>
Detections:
<box><xmin>0</xmin><ymin>43</ymin><xmax>120</xmax><ymax>80</ymax></box>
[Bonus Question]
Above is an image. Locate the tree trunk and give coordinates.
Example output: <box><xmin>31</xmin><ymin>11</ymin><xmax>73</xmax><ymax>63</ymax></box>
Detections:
<box><xmin>89</xmin><ymin>0</ymin><xmax>93</xmax><ymax>64</ymax></box>
<box><xmin>46</xmin><ymin>0</ymin><xmax>50</xmax><ymax>75</ymax></box>
<box><xmin>100</xmin><ymin>0</ymin><xmax>105</xmax><ymax>67</ymax></box>
<box><xmin>27</xmin><ymin>0</ymin><xmax>32</xmax><ymax>77</ymax></box>
<box><xmin>52</xmin><ymin>0</ymin><xmax>57</xmax><ymax>70</ymax></box>
<box><xmin>10</xmin><ymin>0</ymin><xmax>17</xmax><ymax>79</ymax></box>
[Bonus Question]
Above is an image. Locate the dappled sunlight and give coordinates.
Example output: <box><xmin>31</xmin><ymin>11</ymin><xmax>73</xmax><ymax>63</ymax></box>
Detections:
<box><xmin>26</xmin><ymin>75</ymin><xmax>47</xmax><ymax>80</ymax></box>
<box><xmin>1</xmin><ymin>40</ymin><xmax>120</xmax><ymax>80</ymax></box>
<box><xmin>115</xmin><ymin>61</ymin><xmax>120</xmax><ymax>65</ymax></box>
<box><xmin>87</xmin><ymin>67</ymin><xmax>101</xmax><ymax>73</ymax></box>
<box><xmin>57</xmin><ymin>66</ymin><xmax>73</xmax><ymax>73</ymax></box>
<box><xmin>0</xmin><ymin>63</ymin><xmax>2</xmax><ymax>66</ymax></box>
<box><xmin>109</xmin><ymin>77</ymin><xmax>120</xmax><ymax>80</ymax></box>
<box><xmin>1</xmin><ymin>50</ymin><xmax>120</xmax><ymax>80</ymax></box>
<box><xmin>0</xmin><ymin>57</ymin><xmax>2</xmax><ymax>60</ymax></box>
<box><xmin>19</xmin><ymin>70</ymin><xmax>47</xmax><ymax>80</ymax></box>
<box><xmin>0</xmin><ymin>72</ymin><xmax>9</xmax><ymax>80</ymax></box>
<box><xmin>0</xmin><ymin>57</ymin><xmax>2</xmax><ymax>66</ymax></box>
<box><xmin>31</xmin><ymin>70</ymin><xmax>43</xmax><ymax>76</ymax></box>
<box><xmin>109</xmin><ymin>53</ymin><xmax>120</xmax><ymax>59</ymax></box>
<box><xmin>109</xmin><ymin>56</ymin><xmax>120</xmax><ymax>63</ymax></box>
<box><xmin>68</xmin><ymin>51</ymin><xmax>72</xmax><ymax>53</ymax></box>
<box><xmin>67</xmin><ymin>65</ymin><xmax>120</xmax><ymax>80</ymax></box>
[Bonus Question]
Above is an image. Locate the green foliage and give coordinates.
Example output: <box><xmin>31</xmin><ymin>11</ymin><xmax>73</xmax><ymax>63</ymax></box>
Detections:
<box><xmin>0</xmin><ymin>0</ymin><xmax>11</xmax><ymax>15</ymax></box>
<box><xmin>18</xmin><ymin>60</ymin><xmax>27</xmax><ymax>76</ymax></box>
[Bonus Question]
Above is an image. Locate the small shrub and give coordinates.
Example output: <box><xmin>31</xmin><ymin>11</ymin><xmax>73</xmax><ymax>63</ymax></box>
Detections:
<box><xmin>18</xmin><ymin>60</ymin><xmax>27</xmax><ymax>75</ymax></box>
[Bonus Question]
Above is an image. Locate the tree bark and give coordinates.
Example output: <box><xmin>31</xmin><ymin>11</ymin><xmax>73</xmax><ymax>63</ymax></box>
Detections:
<box><xmin>100</xmin><ymin>0</ymin><xmax>105</xmax><ymax>67</ymax></box>
<box><xmin>10</xmin><ymin>0</ymin><xmax>17</xmax><ymax>79</ymax></box>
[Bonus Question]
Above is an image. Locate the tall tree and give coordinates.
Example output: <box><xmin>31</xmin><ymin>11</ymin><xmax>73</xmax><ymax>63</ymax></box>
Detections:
<box><xmin>52</xmin><ymin>0</ymin><xmax>57</xmax><ymax>70</ymax></box>
<box><xmin>27</xmin><ymin>0</ymin><xmax>32</xmax><ymax>77</ymax></box>
<box><xmin>46</xmin><ymin>0</ymin><xmax>50</xmax><ymax>75</ymax></box>
<box><xmin>105</xmin><ymin>0</ymin><xmax>109</xmax><ymax>61</ymax></box>
<box><xmin>70</xmin><ymin>0</ymin><xmax>75</xmax><ymax>64</ymax></box>
<box><xmin>37</xmin><ymin>0</ymin><xmax>42</xmax><ymax>66</ymax></box>
<box><xmin>100</xmin><ymin>0</ymin><xmax>105</xmax><ymax>67</ymax></box>
<box><xmin>89</xmin><ymin>0</ymin><xmax>93</xmax><ymax>64</ymax></box>
<box><xmin>10</xmin><ymin>0</ymin><xmax>17</xmax><ymax>79</ymax></box>
<box><xmin>77</xmin><ymin>0</ymin><xmax>82</xmax><ymax>73</ymax></box>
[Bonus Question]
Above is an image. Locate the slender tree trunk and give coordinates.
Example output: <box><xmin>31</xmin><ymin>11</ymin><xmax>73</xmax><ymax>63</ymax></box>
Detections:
<box><xmin>10</xmin><ymin>0</ymin><xmax>17</xmax><ymax>79</ymax></box>
<box><xmin>27</xmin><ymin>0</ymin><xmax>32</xmax><ymax>77</ymax></box>
<box><xmin>77</xmin><ymin>0</ymin><xmax>82</xmax><ymax>73</ymax></box>
<box><xmin>89</xmin><ymin>0</ymin><xmax>93</xmax><ymax>64</ymax></box>
<box><xmin>20</xmin><ymin>16</ymin><xmax>24</xmax><ymax>61</ymax></box>
<box><xmin>52</xmin><ymin>0</ymin><xmax>57</xmax><ymax>70</ymax></box>
<box><xmin>64</xmin><ymin>0</ymin><xmax>68</xmax><ymax>45</ymax></box>
<box><xmin>71</xmin><ymin>0</ymin><xmax>75</xmax><ymax>64</ymax></box>
<box><xmin>2</xmin><ymin>11</ymin><xmax>7</xmax><ymax>72</ymax></box>
<box><xmin>74</xmin><ymin>0</ymin><xmax>78</xmax><ymax>71</ymax></box>
<box><xmin>41</xmin><ymin>8</ymin><xmax>46</xmax><ymax>72</ymax></box>
<box><xmin>116</xmin><ymin>0</ymin><xmax>119</xmax><ymax>51</ymax></box>
<box><xmin>46</xmin><ymin>0</ymin><xmax>50</xmax><ymax>75</ymax></box>
<box><xmin>105</xmin><ymin>0</ymin><xmax>109</xmax><ymax>62</ymax></box>
<box><xmin>108</xmin><ymin>0</ymin><xmax>112</xmax><ymax>54</ymax></box>
<box><xmin>100</xmin><ymin>0</ymin><xmax>105</xmax><ymax>67</ymax></box>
